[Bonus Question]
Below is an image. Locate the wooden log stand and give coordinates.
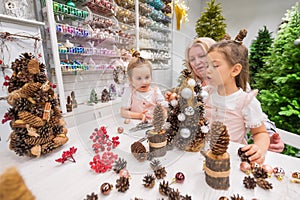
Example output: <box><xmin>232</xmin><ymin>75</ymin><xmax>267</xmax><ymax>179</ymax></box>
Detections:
<box><xmin>204</xmin><ymin>150</ymin><xmax>230</xmax><ymax>190</ymax></box>
<box><xmin>147</xmin><ymin>129</ymin><xmax>167</xmax><ymax>157</ymax></box>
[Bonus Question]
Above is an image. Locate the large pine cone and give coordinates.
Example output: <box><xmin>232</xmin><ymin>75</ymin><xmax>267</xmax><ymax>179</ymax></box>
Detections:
<box><xmin>256</xmin><ymin>178</ymin><xmax>273</xmax><ymax>190</ymax></box>
<box><xmin>152</xmin><ymin>104</ymin><xmax>165</xmax><ymax>132</ymax></box>
<box><xmin>131</xmin><ymin>141</ymin><xmax>147</xmax><ymax>161</ymax></box>
<box><xmin>115</xmin><ymin>177</ymin><xmax>130</xmax><ymax>192</ymax></box>
<box><xmin>209</xmin><ymin>121</ymin><xmax>230</xmax><ymax>155</ymax></box>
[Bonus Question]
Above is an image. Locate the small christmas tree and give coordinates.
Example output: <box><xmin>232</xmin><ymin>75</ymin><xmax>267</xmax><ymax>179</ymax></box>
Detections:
<box><xmin>166</xmin><ymin>69</ymin><xmax>208</xmax><ymax>152</ymax></box>
<box><xmin>4</xmin><ymin>53</ymin><xmax>68</xmax><ymax>157</ymax></box>
<box><xmin>195</xmin><ymin>0</ymin><xmax>226</xmax><ymax>41</ymax></box>
<box><xmin>249</xmin><ymin>26</ymin><xmax>273</xmax><ymax>87</ymax></box>
<box><xmin>88</xmin><ymin>89</ymin><xmax>98</xmax><ymax>104</ymax></box>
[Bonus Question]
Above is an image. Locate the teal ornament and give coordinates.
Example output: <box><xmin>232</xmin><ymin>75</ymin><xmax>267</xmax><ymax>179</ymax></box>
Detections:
<box><xmin>66</xmin><ymin>0</ymin><xmax>76</xmax><ymax>8</ymax></box>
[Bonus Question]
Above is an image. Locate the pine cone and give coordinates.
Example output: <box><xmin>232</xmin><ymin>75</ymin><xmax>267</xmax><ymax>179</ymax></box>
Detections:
<box><xmin>131</xmin><ymin>141</ymin><xmax>147</xmax><ymax>161</ymax></box>
<box><xmin>41</xmin><ymin>141</ymin><xmax>55</xmax><ymax>155</ymax></box>
<box><xmin>143</xmin><ymin>174</ymin><xmax>155</xmax><ymax>188</ymax></box>
<box><xmin>252</xmin><ymin>166</ymin><xmax>268</xmax><ymax>179</ymax></box>
<box><xmin>154</xmin><ymin>167</ymin><xmax>167</xmax><ymax>179</ymax></box>
<box><xmin>21</xmin><ymin>82</ymin><xmax>42</xmax><ymax>97</ymax></box>
<box><xmin>18</xmin><ymin>111</ymin><xmax>45</xmax><ymax>128</ymax></box>
<box><xmin>243</xmin><ymin>176</ymin><xmax>256</xmax><ymax>189</ymax></box>
<box><xmin>152</xmin><ymin>104</ymin><xmax>165</xmax><ymax>132</ymax></box>
<box><xmin>159</xmin><ymin>180</ymin><xmax>170</xmax><ymax>196</ymax></box>
<box><xmin>230</xmin><ymin>194</ymin><xmax>244</xmax><ymax>200</ymax></box>
<box><xmin>14</xmin><ymin>98</ymin><xmax>31</xmax><ymax>112</ymax></box>
<box><xmin>27</xmin><ymin>59</ymin><xmax>40</xmax><ymax>74</ymax></box>
<box><xmin>115</xmin><ymin>177</ymin><xmax>130</xmax><ymax>192</ymax></box>
<box><xmin>181</xmin><ymin>194</ymin><xmax>192</xmax><ymax>200</ymax></box>
<box><xmin>168</xmin><ymin>188</ymin><xmax>181</xmax><ymax>200</ymax></box>
<box><xmin>150</xmin><ymin>159</ymin><xmax>162</xmax><ymax>171</ymax></box>
<box><xmin>209</xmin><ymin>121</ymin><xmax>230</xmax><ymax>155</ymax></box>
<box><xmin>113</xmin><ymin>158</ymin><xmax>127</xmax><ymax>173</ymax></box>
<box><xmin>256</xmin><ymin>178</ymin><xmax>273</xmax><ymax>190</ymax></box>
<box><xmin>24</xmin><ymin>135</ymin><xmax>54</xmax><ymax>146</ymax></box>
<box><xmin>84</xmin><ymin>192</ymin><xmax>98</xmax><ymax>200</ymax></box>
<box><xmin>237</xmin><ymin>147</ymin><xmax>250</xmax><ymax>163</ymax></box>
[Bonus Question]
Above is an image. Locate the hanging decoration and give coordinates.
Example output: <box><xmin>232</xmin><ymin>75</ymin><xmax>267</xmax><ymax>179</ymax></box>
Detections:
<box><xmin>174</xmin><ymin>0</ymin><xmax>189</xmax><ymax>30</ymax></box>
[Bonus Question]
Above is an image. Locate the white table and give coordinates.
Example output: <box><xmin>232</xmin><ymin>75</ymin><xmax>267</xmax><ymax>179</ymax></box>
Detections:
<box><xmin>1</xmin><ymin>114</ymin><xmax>300</xmax><ymax>200</ymax></box>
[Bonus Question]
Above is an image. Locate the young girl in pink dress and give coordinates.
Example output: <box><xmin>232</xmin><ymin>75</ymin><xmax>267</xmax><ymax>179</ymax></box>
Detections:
<box><xmin>121</xmin><ymin>51</ymin><xmax>167</xmax><ymax>122</ymax></box>
<box><xmin>204</xmin><ymin>30</ymin><xmax>270</xmax><ymax>164</ymax></box>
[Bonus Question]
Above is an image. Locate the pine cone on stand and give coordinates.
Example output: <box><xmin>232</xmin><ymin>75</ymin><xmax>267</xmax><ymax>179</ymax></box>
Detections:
<box><xmin>209</xmin><ymin>121</ymin><xmax>230</xmax><ymax>155</ymax></box>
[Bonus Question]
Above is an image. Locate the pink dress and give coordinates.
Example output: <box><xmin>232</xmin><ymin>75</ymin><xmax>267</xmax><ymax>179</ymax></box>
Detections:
<box><xmin>204</xmin><ymin>87</ymin><xmax>265</xmax><ymax>144</ymax></box>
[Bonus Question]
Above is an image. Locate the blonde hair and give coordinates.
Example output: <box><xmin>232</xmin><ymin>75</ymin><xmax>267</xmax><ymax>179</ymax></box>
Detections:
<box><xmin>127</xmin><ymin>51</ymin><xmax>152</xmax><ymax>80</ymax></box>
<box><xmin>185</xmin><ymin>37</ymin><xmax>216</xmax><ymax>82</ymax></box>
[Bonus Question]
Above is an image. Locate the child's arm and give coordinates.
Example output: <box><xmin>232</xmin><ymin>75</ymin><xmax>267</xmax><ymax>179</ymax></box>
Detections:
<box><xmin>120</xmin><ymin>107</ymin><xmax>150</xmax><ymax>122</ymax></box>
<box><xmin>242</xmin><ymin>125</ymin><xmax>270</xmax><ymax>164</ymax></box>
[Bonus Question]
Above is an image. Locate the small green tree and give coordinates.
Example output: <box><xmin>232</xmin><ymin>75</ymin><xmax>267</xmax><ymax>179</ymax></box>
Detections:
<box><xmin>195</xmin><ymin>0</ymin><xmax>226</xmax><ymax>41</ymax></box>
<box><xmin>255</xmin><ymin>3</ymin><xmax>300</xmax><ymax>156</ymax></box>
<box><xmin>249</xmin><ymin>26</ymin><xmax>273</xmax><ymax>87</ymax></box>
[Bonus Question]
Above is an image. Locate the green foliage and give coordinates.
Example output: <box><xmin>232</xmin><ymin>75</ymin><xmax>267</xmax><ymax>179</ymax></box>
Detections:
<box><xmin>249</xmin><ymin>26</ymin><xmax>273</xmax><ymax>86</ymax></box>
<box><xmin>195</xmin><ymin>0</ymin><xmax>226</xmax><ymax>41</ymax></box>
<box><xmin>254</xmin><ymin>3</ymin><xmax>300</xmax><ymax>156</ymax></box>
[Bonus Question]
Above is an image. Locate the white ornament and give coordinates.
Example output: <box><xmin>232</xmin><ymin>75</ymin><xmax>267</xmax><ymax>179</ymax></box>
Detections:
<box><xmin>170</xmin><ymin>99</ymin><xmax>178</xmax><ymax>107</ymax></box>
<box><xmin>187</xmin><ymin>78</ymin><xmax>196</xmax><ymax>87</ymax></box>
<box><xmin>180</xmin><ymin>128</ymin><xmax>191</xmax><ymax>138</ymax></box>
<box><xmin>181</xmin><ymin>88</ymin><xmax>192</xmax><ymax>99</ymax></box>
<box><xmin>177</xmin><ymin>113</ymin><xmax>186</xmax><ymax>121</ymax></box>
<box><xmin>201</xmin><ymin>126</ymin><xmax>209</xmax><ymax>133</ymax></box>
<box><xmin>200</xmin><ymin>90</ymin><xmax>208</xmax><ymax>98</ymax></box>
<box><xmin>184</xmin><ymin>106</ymin><xmax>194</xmax><ymax>116</ymax></box>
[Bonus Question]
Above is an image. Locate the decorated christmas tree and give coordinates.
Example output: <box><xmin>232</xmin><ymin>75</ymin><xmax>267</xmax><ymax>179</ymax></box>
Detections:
<box><xmin>3</xmin><ymin>53</ymin><xmax>68</xmax><ymax>157</ymax></box>
<box><xmin>195</xmin><ymin>0</ymin><xmax>226</xmax><ymax>41</ymax></box>
<box><xmin>165</xmin><ymin>69</ymin><xmax>208</xmax><ymax>152</ymax></box>
<box><xmin>249</xmin><ymin>26</ymin><xmax>273</xmax><ymax>86</ymax></box>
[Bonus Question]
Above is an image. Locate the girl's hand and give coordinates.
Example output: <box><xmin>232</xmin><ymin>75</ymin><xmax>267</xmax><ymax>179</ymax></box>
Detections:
<box><xmin>242</xmin><ymin>144</ymin><xmax>265</xmax><ymax>164</ymax></box>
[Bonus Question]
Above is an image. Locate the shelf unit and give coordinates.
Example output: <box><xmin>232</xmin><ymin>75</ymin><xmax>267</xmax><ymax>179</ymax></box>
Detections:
<box><xmin>43</xmin><ymin>0</ymin><xmax>173</xmax><ymax>114</ymax></box>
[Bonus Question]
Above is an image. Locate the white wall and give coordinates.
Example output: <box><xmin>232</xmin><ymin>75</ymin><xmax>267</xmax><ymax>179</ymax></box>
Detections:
<box><xmin>172</xmin><ymin>0</ymin><xmax>298</xmax><ymax>86</ymax></box>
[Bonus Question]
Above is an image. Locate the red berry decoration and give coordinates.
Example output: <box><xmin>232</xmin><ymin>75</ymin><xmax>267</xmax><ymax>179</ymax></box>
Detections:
<box><xmin>175</xmin><ymin>172</ymin><xmax>185</xmax><ymax>183</ymax></box>
<box><xmin>117</xmin><ymin>127</ymin><xmax>124</xmax><ymax>133</ymax></box>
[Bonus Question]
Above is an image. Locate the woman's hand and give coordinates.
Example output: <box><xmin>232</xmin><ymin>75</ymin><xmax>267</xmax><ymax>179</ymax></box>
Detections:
<box><xmin>242</xmin><ymin>144</ymin><xmax>265</xmax><ymax>164</ymax></box>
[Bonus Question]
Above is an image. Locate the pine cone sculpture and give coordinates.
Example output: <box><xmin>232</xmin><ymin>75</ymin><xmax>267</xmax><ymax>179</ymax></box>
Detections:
<box><xmin>243</xmin><ymin>176</ymin><xmax>256</xmax><ymax>189</ymax></box>
<box><xmin>256</xmin><ymin>178</ymin><xmax>273</xmax><ymax>190</ymax></box>
<box><xmin>150</xmin><ymin>159</ymin><xmax>162</xmax><ymax>171</ymax></box>
<box><xmin>115</xmin><ymin>177</ymin><xmax>130</xmax><ymax>192</ymax></box>
<box><xmin>152</xmin><ymin>104</ymin><xmax>165</xmax><ymax>132</ymax></box>
<box><xmin>237</xmin><ymin>147</ymin><xmax>250</xmax><ymax>163</ymax></box>
<box><xmin>209</xmin><ymin>121</ymin><xmax>230</xmax><ymax>155</ymax></box>
<box><xmin>252</xmin><ymin>166</ymin><xmax>268</xmax><ymax>179</ymax></box>
<box><xmin>131</xmin><ymin>141</ymin><xmax>147</xmax><ymax>161</ymax></box>
<box><xmin>84</xmin><ymin>192</ymin><xmax>98</xmax><ymax>200</ymax></box>
<box><xmin>231</xmin><ymin>194</ymin><xmax>244</xmax><ymax>200</ymax></box>
<box><xmin>168</xmin><ymin>188</ymin><xmax>181</xmax><ymax>200</ymax></box>
<box><xmin>18</xmin><ymin>111</ymin><xmax>45</xmax><ymax>128</ymax></box>
<box><xmin>159</xmin><ymin>180</ymin><xmax>170</xmax><ymax>196</ymax></box>
<box><xmin>113</xmin><ymin>158</ymin><xmax>127</xmax><ymax>173</ymax></box>
<box><xmin>154</xmin><ymin>167</ymin><xmax>167</xmax><ymax>179</ymax></box>
<box><xmin>143</xmin><ymin>174</ymin><xmax>155</xmax><ymax>188</ymax></box>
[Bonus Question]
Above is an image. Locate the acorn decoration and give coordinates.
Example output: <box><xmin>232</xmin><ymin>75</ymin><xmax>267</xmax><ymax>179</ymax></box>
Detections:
<box><xmin>131</xmin><ymin>141</ymin><xmax>147</xmax><ymax>161</ymax></box>
<box><xmin>115</xmin><ymin>176</ymin><xmax>130</xmax><ymax>192</ymax></box>
<box><xmin>209</xmin><ymin>121</ymin><xmax>230</xmax><ymax>155</ymax></box>
<box><xmin>243</xmin><ymin>176</ymin><xmax>256</xmax><ymax>189</ymax></box>
<box><xmin>256</xmin><ymin>178</ymin><xmax>273</xmax><ymax>190</ymax></box>
<box><xmin>143</xmin><ymin>174</ymin><xmax>155</xmax><ymax>188</ymax></box>
<box><xmin>113</xmin><ymin>157</ymin><xmax>127</xmax><ymax>173</ymax></box>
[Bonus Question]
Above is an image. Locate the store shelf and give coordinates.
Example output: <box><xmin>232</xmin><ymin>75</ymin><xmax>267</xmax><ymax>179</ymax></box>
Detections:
<box><xmin>0</xmin><ymin>14</ymin><xmax>45</xmax><ymax>27</ymax></box>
